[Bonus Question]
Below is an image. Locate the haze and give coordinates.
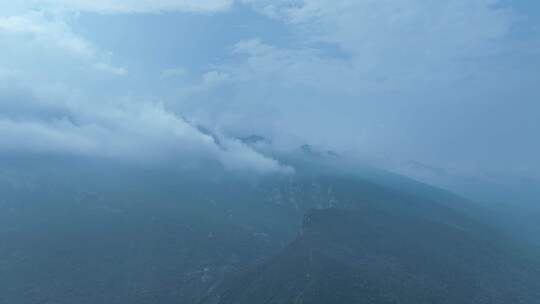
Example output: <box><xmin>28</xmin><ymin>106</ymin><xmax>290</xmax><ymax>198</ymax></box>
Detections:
<box><xmin>1</xmin><ymin>2</ymin><xmax>540</xmax><ymax>303</ymax></box>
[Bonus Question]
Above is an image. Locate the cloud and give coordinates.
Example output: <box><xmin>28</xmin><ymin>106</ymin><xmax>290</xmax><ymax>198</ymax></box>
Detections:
<box><xmin>66</xmin><ymin>0</ymin><xmax>233</xmax><ymax>14</ymax></box>
<box><xmin>94</xmin><ymin>63</ymin><xmax>128</xmax><ymax>76</ymax></box>
<box><xmin>0</xmin><ymin>80</ymin><xmax>291</xmax><ymax>173</ymax></box>
<box><xmin>0</xmin><ymin>13</ymin><xmax>95</xmax><ymax>57</ymax></box>
<box><xmin>0</xmin><ymin>0</ymin><xmax>294</xmax><ymax>174</ymax></box>
<box><xmin>174</xmin><ymin>0</ymin><xmax>539</xmax><ymax>173</ymax></box>
<box><xmin>0</xmin><ymin>0</ymin><xmax>234</xmax><ymax>79</ymax></box>
<box><xmin>161</xmin><ymin>67</ymin><xmax>188</xmax><ymax>79</ymax></box>
<box><xmin>0</xmin><ymin>118</ymin><xmax>99</xmax><ymax>156</ymax></box>
<box><xmin>244</xmin><ymin>0</ymin><xmax>512</xmax><ymax>85</ymax></box>
<box><xmin>0</xmin><ymin>12</ymin><xmax>127</xmax><ymax>77</ymax></box>
<box><xmin>4</xmin><ymin>0</ymin><xmax>233</xmax><ymax>15</ymax></box>
<box><xmin>1</xmin><ymin>0</ymin><xmax>538</xmax><ymax>176</ymax></box>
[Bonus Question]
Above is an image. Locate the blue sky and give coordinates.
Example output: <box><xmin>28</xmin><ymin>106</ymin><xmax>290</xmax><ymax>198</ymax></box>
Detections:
<box><xmin>0</xmin><ymin>0</ymin><xmax>539</xmax><ymax>176</ymax></box>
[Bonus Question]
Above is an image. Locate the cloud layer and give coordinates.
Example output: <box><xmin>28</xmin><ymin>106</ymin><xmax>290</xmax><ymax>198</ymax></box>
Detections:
<box><xmin>0</xmin><ymin>78</ymin><xmax>291</xmax><ymax>173</ymax></box>
<box><xmin>176</xmin><ymin>0</ymin><xmax>539</xmax><ymax>174</ymax></box>
<box><xmin>1</xmin><ymin>0</ymin><xmax>539</xmax><ymax>176</ymax></box>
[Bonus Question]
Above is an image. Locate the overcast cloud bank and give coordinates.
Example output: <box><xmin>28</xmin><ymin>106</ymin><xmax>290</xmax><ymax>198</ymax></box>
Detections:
<box><xmin>0</xmin><ymin>0</ymin><xmax>538</xmax><ymax>176</ymax></box>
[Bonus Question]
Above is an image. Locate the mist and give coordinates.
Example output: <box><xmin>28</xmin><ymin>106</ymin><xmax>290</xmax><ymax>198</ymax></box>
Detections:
<box><xmin>1</xmin><ymin>1</ymin><xmax>539</xmax><ymax>303</ymax></box>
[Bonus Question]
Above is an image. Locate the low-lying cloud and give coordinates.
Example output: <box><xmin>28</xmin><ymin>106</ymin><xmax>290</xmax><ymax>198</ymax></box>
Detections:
<box><xmin>0</xmin><ymin>78</ymin><xmax>291</xmax><ymax>173</ymax></box>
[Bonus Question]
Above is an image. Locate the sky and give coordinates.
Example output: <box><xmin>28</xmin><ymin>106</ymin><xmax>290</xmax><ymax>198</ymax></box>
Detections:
<box><xmin>0</xmin><ymin>0</ymin><xmax>539</xmax><ymax>177</ymax></box>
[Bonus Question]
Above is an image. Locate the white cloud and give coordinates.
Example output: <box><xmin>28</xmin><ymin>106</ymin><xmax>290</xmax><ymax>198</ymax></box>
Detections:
<box><xmin>0</xmin><ymin>0</ymin><xmax>230</xmax><ymax>78</ymax></box>
<box><xmin>161</xmin><ymin>67</ymin><xmax>188</xmax><ymax>79</ymax></box>
<box><xmin>0</xmin><ymin>118</ymin><xmax>100</xmax><ymax>156</ymax></box>
<box><xmin>94</xmin><ymin>63</ymin><xmax>128</xmax><ymax>76</ymax></box>
<box><xmin>1</xmin><ymin>0</ymin><xmax>538</xmax><ymax>175</ymax></box>
<box><xmin>176</xmin><ymin>0</ymin><xmax>540</xmax><ymax>172</ymax></box>
<box><xmin>0</xmin><ymin>0</ymin><xmax>294</xmax><ymax>173</ymax></box>
<box><xmin>202</xmin><ymin>71</ymin><xmax>232</xmax><ymax>86</ymax></box>
<box><xmin>77</xmin><ymin>0</ymin><xmax>233</xmax><ymax>14</ymax></box>
<box><xmin>0</xmin><ymin>13</ymin><xmax>96</xmax><ymax>57</ymax></box>
<box><xmin>0</xmin><ymin>78</ymin><xmax>291</xmax><ymax>173</ymax></box>
<box><xmin>245</xmin><ymin>0</ymin><xmax>512</xmax><ymax>84</ymax></box>
<box><xmin>0</xmin><ymin>12</ymin><xmax>127</xmax><ymax>77</ymax></box>
<box><xmin>231</xmin><ymin>39</ymin><xmax>351</xmax><ymax>88</ymax></box>
<box><xmin>5</xmin><ymin>0</ymin><xmax>233</xmax><ymax>15</ymax></box>
<box><xmin>216</xmin><ymin>138</ymin><xmax>294</xmax><ymax>173</ymax></box>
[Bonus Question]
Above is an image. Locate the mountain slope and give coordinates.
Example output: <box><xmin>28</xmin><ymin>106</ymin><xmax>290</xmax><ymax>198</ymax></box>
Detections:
<box><xmin>203</xmin><ymin>208</ymin><xmax>540</xmax><ymax>304</ymax></box>
<box><xmin>1</xmin><ymin>154</ymin><xmax>539</xmax><ymax>303</ymax></box>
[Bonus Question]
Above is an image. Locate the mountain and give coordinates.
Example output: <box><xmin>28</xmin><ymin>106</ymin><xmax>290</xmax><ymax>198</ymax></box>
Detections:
<box><xmin>397</xmin><ymin>159</ymin><xmax>540</xmax><ymax>250</ymax></box>
<box><xmin>202</xmin><ymin>208</ymin><xmax>540</xmax><ymax>304</ymax></box>
<box><xmin>1</xmin><ymin>152</ymin><xmax>539</xmax><ymax>303</ymax></box>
